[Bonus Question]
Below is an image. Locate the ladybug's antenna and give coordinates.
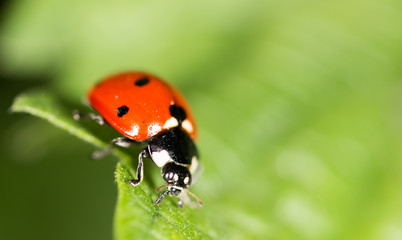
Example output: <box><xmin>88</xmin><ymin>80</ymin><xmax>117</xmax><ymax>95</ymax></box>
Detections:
<box><xmin>185</xmin><ymin>189</ymin><xmax>203</xmax><ymax>206</ymax></box>
<box><xmin>156</xmin><ymin>185</ymin><xmax>167</xmax><ymax>192</ymax></box>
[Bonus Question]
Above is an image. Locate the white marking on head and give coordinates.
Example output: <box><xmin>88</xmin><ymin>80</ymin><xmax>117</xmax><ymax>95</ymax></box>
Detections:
<box><xmin>128</xmin><ymin>125</ymin><xmax>139</xmax><ymax>136</ymax></box>
<box><xmin>189</xmin><ymin>156</ymin><xmax>199</xmax><ymax>175</ymax></box>
<box><xmin>184</xmin><ymin>176</ymin><xmax>190</xmax><ymax>185</ymax></box>
<box><xmin>173</xmin><ymin>174</ymin><xmax>179</xmax><ymax>182</ymax></box>
<box><xmin>152</xmin><ymin>150</ymin><xmax>172</xmax><ymax>167</ymax></box>
<box><xmin>182</xmin><ymin>119</ymin><xmax>193</xmax><ymax>133</ymax></box>
<box><xmin>148</xmin><ymin>124</ymin><xmax>162</xmax><ymax>137</ymax></box>
<box><xmin>163</xmin><ymin>117</ymin><xmax>179</xmax><ymax>129</ymax></box>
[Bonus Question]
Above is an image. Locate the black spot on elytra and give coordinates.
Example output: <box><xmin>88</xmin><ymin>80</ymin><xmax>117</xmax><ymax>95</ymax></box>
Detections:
<box><xmin>135</xmin><ymin>77</ymin><xmax>150</xmax><ymax>86</ymax></box>
<box><xmin>169</xmin><ymin>105</ymin><xmax>187</xmax><ymax>124</ymax></box>
<box><xmin>117</xmin><ymin>105</ymin><xmax>129</xmax><ymax>117</ymax></box>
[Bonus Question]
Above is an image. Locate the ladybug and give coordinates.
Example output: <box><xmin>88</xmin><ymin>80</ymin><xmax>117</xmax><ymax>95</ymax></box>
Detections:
<box><xmin>74</xmin><ymin>72</ymin><xmax>202</xmax><ymax>207</ymax></box>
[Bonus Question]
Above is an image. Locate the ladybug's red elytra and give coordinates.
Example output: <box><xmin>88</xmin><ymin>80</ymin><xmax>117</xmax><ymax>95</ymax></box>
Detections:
<box><xmin>74</xmin><ymin>72</ymin><xmax>202</xmax><ymax>207</ymax></box>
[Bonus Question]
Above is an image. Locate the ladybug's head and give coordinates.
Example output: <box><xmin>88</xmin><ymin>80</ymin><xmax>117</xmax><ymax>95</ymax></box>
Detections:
<box><xmin>155</xmin><ymin>162</ymin><xmax>202</xmax><ymax>207</ymax></box>
<box><xmin>161</xmin><ymin>162</ymin><xmax>192</xmax><ymax>193</ymax></box>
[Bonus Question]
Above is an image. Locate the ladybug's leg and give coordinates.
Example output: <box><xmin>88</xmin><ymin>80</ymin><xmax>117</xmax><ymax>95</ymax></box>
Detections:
<box><xmin>73</xmin><ymin>110</ymin><xmax>106</xmax><ymax>125</ymax></box>
<box><xmin>128</xmin><ymin>149</ymin><xmax>148</xmax><ymax>186</ymax></box>
<box><xmin>91</xmin><ymin>137</ymin><xmax>135</xmax><ymax>159</ymax></box>
<box><xmin>154</xmin><ymin>190</ymin><xmax>169</xmax><ymax>205</ymax></box>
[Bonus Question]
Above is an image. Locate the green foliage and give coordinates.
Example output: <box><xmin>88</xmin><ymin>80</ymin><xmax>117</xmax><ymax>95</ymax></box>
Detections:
<box><xmin>10</xmin><ymin>90</ymin><xmax>105</xmax><ymax>150</ymax></box>
<box><xmin>10</xmin><ymin>90</ymin><xmax>211</xmax><ymax>239</ymax></box>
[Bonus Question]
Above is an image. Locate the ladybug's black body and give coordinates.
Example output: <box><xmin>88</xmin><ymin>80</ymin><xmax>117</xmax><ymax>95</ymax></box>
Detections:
<box><xmin>149</xmin><ymin>128</ymin><xmax>198</xmax><ymax>166</ymax></box>
<box><xmin>132</xmin><ymin>127</ymin><xmax>201</xmax><ymax>206</ymax></box>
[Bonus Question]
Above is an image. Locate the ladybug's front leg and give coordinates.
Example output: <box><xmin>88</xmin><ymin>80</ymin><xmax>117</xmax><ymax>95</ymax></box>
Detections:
<box><xmin>128</xmin><ymin>149</ymin><xmax>148</xmax><ymax>186</ymax></box>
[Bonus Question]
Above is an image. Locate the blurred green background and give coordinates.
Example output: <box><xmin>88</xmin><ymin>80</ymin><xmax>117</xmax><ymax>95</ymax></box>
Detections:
<box><xmin>1</xmin><ymin>0</ymin><xmax>402</xmax><ymax>239</ymax></box>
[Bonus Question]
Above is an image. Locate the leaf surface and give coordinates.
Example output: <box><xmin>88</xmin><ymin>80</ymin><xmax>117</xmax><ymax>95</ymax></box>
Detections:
<box><xmin>10</xmin><ymin>90</ymin><xmax>211</xmax><ymax>240</ymax></box>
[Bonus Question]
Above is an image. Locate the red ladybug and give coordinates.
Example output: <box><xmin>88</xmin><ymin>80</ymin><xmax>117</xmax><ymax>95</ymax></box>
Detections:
<box><xmin>74</xmin><ymin>72</ymin><xmax>202</xmax><ymax>207</ymax></box>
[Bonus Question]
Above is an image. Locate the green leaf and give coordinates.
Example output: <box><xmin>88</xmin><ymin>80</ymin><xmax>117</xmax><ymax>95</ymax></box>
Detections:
<box><xmin>10</xmin><ymin>90</ymin><xmax>105</xmax><ymax>149</ymax></box>
<box><xmin>114</xmin><ymin>165</ymin><xmax>209</xmax><ymax>240</ymax></box>
<box><xmin>10</xmin><ymin>89</ymin><xmax>211</xmax><ymax>240</ymax></box>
